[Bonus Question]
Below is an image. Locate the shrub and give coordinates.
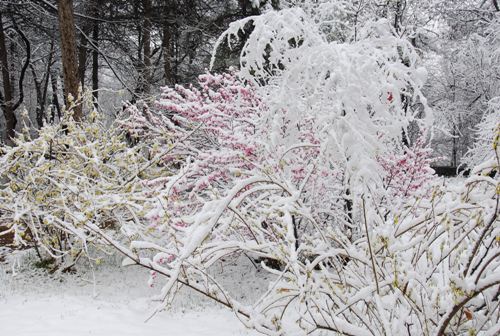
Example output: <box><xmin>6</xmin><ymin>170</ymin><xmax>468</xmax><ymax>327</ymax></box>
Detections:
<box><xmin>0</xmin><ymin>110</ymin><xmax>169</xmax><ymax>271</ymax></box>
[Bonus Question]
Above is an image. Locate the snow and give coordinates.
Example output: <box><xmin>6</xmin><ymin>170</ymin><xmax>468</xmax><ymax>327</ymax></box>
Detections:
<box><xmin>0</xmin><ymin>295</ymin><xmax>254</xmax><ymax>336</ymax></box>
<box><xmin>0</xmin><ymin>253</ymin><xmax>260</xmax><ymax>336</ymax></box>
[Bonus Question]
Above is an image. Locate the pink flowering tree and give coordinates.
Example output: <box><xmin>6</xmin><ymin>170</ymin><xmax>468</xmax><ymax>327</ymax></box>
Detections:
<box><xmin>119</xmin><ymin>71</ymin><xmax>267</xmax><ymax>233</ymax></box>
<box><xmin>378</xmin><ymin>134</ymin><xmax>437</xmax><ymax>200</ymax></box>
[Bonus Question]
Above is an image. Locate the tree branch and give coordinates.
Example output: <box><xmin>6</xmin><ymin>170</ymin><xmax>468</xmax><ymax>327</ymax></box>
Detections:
<box><xmin>9</xmin><ymin>19</ymin><xmax>30</xmax><ymax>111</ymax></box>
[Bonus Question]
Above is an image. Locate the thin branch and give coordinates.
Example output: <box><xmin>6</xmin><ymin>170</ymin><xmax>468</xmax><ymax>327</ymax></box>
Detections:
<box><xmin>362</xmin><ymin>195</ymin><xmax>380</xmax><ymax>295</ymax></box>
<box><xmin>10</xmin><ymin>20</ymin><xmax>30</xmax><ymax>111</ymax></box>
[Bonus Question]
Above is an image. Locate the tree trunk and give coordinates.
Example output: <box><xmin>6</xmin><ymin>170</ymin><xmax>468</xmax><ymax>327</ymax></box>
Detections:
<box><xmin>91</xmin><ymin>22</ymin><xmax>99</xmax><ymax>108</ymax></box>
<box><xmin>493</xmin><ymin>0</ymin><xmax>500</xmax><ymax>11</ymax></box>
<box><xmin>0</xmin><ymin>13</ymin><xmax>16</xmax><ymax>144</ymax></box>
<box><xmin>57</xmin><ymin>0</ymin><xmax>82</xmax><ymax>120</ymax></box>
<box><xmin>163</xmin><ymin>19</ymin><xmax>172</xmax><ymax>85</ymax></box>
<box><xmin>239</xmin><ymin>0</ymin><xmax>261</xmax><ymax>16</ymax></box>
<box><xmin>50</xmin><ymin>71</ymin><xmax>61</xmax><ymax>122</ymax></box>
<box><xmin>393</xmin><ymin>0</ymin><xmax>403</xmax><ymax>34</ymax></box>
<box><xmin>30</xmin><ymin>65</ymin><xmax>43</xmax><ymax>127</ymax></box>
<box><xmin>452</xmin><ymin>126</ymin><xmax>458</xmax><ymax>167</ymax></box>
<box><xmin>142</xmin><ymin>0</ymin><xmax>152</xmax><ymax>95</ymax></box>
<box><xmin>33</xmin><ymin>40</ymin><xmax>54</xmax><ymax>128</ymax></box>
<box><xmin>77</xmin><ymin>0</ymin><xmax>98</xmax><ymax>91</ymax></box>
<box><xmin>77</xmin><ymin>32</ymin><xmax>88</xmax><ymax>89</ymax></box>
<box><xmin>40</xmin><ymin>43</ymin><xmax>54</xmax><ymax>123</ymax></box>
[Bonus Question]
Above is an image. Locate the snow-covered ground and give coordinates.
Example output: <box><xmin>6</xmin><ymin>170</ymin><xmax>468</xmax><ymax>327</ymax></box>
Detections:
<box><xmin>0</xmin><ymin>251</ymin><xmax>262</xmax><ymax>336</ymax></box>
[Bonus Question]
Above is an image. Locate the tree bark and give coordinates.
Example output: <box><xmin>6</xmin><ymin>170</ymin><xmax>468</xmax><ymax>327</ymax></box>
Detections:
<box><xmin>493</xmin><ymin>0</ymin><xmax>500</xmax><ymax>11</ymax></box>
<box><xmin>41</xmin><ymin>43</ymin><xmax>54</xmax><ymax>123</ymax></box>
<box><xmin>0</xmin><ymin>13</ymin><xmax>16</xmax><ymax>144</ymax></box>
<box><xmin>452</xmin><ymin>126</ymin><xmax>458</xmax><ymax>167</ymax></box>
<box><xmin>77</xmin><ymin>0</ymin><xmax>99</xmax><ymax>91</ymax></box>
<box><xmin>91</xmin><ymin>22</ymin><xmax>99</xmax><ymax>107</ymax></box>
<box><xmin>30</xmin><ymin>65</ymin><xmax>43</xmax><ymax>127</ymax></box>
<box><xmin>57</xmin><ymin>0</ymin><xmax>82</xmax><ymax>120</ymax></box>
<box><xmin>90</xmin><ymin>0</ymin><xmax>99</xmax><ymax>108</ymax></box>
<box><xmin>393</xmin><ymin>0</ymin><xmax>404</xmax><ymax>34</ymax></box>
<box><xmin>239</xmin><ymin>0</ymin><xmax>261</xmax><ymax>16</ymax></box>
<box><xmin>163</xmin><ymin>19</ymin><xmax>172</xmax><ymax>85</ymax></box>
<box><xmin>50</xmin><ymin>71</ymin><xmax>61</xmax><ymax>122</ymax></box>
<box><xmin>33</xmin><ymin>40</ymin><xmax>54</xmax><ymax>128</ymax></box>
<box><xmin>77</xmin><ymin>31</ymin><xmax>88</xmax><ymax>89</ymax></box>
<box><xmin>142</xmin><ymin>0</ymin><xmax>152</xmax><ymax>95</ymax></box>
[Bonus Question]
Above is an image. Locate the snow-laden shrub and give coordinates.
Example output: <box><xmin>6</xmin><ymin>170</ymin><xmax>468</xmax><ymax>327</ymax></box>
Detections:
<box><xmin>0</xmin><ymin>110</ymin><xmax>171</xmax><ymax>270</ymax></box>
<box><xmin>378</xmin><ymin>134</ymin><xmax>436</xmax><ymax>200</ymax></box>
<box><xmin>102</xmin><ymin>8</ymin><xmax>498</xmax><ymax>336</ymax></box>
<box><xmin>111</xmin><ymin>131</ymin><xmax>499</xmax><ymax>336</ymax></box>
<box><xmin>123</xmin><ymin>7</ymin><xmax>434</xmax><ymax>242</ymax></box>
<box><xmin>118</xmin><ymin>72</ymin><xmax>267</xmax><ymax>232</ymax></box>
<box><xmin>462</xmin><ymin>97</ymin><xmax>500</xmax><ymax>170</ymax></box>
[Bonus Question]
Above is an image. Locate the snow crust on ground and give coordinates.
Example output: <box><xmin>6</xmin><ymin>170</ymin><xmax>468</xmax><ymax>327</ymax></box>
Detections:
<box><xmin>0</xmin><ymin>252</ymin><xmax>261</xmax><ymax>336</ymax></box>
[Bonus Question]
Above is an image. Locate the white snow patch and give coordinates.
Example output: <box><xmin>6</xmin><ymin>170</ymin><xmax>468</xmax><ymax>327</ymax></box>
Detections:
<box><xmin>0</xmin><ymin>255</ymin><xmax>260</xmax><ymax>336</ymax></box>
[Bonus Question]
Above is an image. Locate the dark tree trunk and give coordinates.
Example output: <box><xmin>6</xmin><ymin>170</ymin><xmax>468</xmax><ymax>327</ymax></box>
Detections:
<box><xmin>40</xmin><ymin>43</ymin><xmax>54</xmax><ymax>123</ymax></box>
<box><xmin>57</xmin><ymin>0</ymin><xmax>82</xmax><ymax>120</ymax></box>
<box><xmin>30</xmin><ymin>65</ymin><xmax>43</xmax><ymax>127</ymax></box>
<box><xmin>163</xmin><ymin>19</ymin><xmax>172</xmax><ymax>85</ymax></box>
<box><xmin>143</xmin><ymin>0</ymin><xmax>152</xmax><ymax>95</ymax></box>
<box><xmin>493</xmin><ymin>0</ymin><xmax>499</xmax><ymax>11</ymax></box>
<box><xmin>452</xmin><ymin>127</ymin><xmax>458</xmax><ymax>168</ymax></box>
<box><xmin>50</xmin><ymin>71</ymin><xmax>61</xmax><ymax>122</ymax></box>
<box><xmin>84</xmin><ymin>0</ymin><xmax>100</xmax><ymax>108</ymax></box>
<box><xmin>77</xmin><ymin>0</ymin><xmax>99</xmax><ymax>91</ymax></box>
<box><xmin>91</xmin><ymin>23</ymin><xmax>99</xmax><ymax>108</ymax></box>
<box><xmin>33</xmin><ymin>40</ymin><xmax>54</xmax><ymax>128</ymax></box>
<box><xmin>239</xmin><ymin>0</ymin><xmax>261</xmax><ymax>16</ymax></box>
<box><xmin>0</xmin><ymin>13</ymin><xmax>16</xmax><ymax>144</ymax></box>
<box><xmin>393</xmin><ymin>0</ymin><xmax>404</xmax><ymax>34</ymax></box>
<box><xmin>77</xmin><ymin>32</ymin><xmax>88</xmax><ymax>89</ymax></box>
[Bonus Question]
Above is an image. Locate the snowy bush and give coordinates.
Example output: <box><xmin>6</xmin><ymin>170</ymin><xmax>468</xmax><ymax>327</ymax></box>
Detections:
<box><xmin>462</xmin><ymin>97</ymin><xmax>500</xmax><ymax>170</ymax></box>
<box><xmin>97</xmin><ymin>8</ymin><xmax>494</xmax><ymax>336</ymax></box>
<box><xmin>112</xmin><ymin>122</ymin><xmax>499</xmax><ymax>336</ymax></box>
<box><xmin>0</xmin><ymin>110</ymin><xmax>172</xmax><ymax>270</ymax></box>
<box><xmin>378</xmin><ymin>134</ymin><xmax>437</xmax><ymax>200</ymax></box>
